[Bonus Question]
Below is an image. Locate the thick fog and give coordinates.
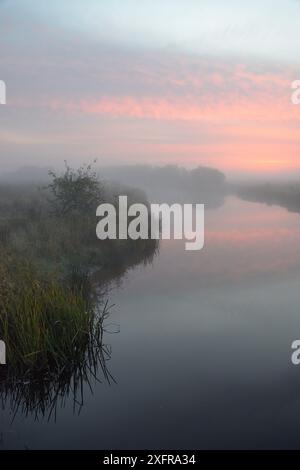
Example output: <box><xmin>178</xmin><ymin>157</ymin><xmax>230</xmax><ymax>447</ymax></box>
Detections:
<box><xmin>0</xmin><ymin>164</ymin><xmax>228</xmax><ymax>208</ymax></box>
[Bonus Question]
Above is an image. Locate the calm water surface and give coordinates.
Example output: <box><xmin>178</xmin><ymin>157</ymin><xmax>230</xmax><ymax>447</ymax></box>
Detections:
<box><xmin>2</xmin><ymin>196</ymin><xmax>300</xmax><ymax>449</ymax></box>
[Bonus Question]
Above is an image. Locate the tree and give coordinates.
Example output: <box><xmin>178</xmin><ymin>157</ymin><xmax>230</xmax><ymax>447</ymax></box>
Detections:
<box><xmin>48</xmin><ymin>161</ymin><xmax>102</xmax><ymax>216</ymax></box>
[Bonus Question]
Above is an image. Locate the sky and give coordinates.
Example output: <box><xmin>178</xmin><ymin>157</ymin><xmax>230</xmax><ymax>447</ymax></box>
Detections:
<box><xmin>1</xmin><ymin>0</ymin><xmax>300</xmax><ymax>177</ymax></box>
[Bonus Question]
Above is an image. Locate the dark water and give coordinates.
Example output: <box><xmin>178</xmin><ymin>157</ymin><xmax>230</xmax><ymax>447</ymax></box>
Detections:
<box><xmin>2</xmin><ymin>196</ymin><xmax>300</xmax><ymax>449</ymax></box>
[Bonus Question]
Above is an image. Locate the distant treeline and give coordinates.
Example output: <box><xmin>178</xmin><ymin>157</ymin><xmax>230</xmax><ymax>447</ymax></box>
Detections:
<box><xmin>101</xmin><ymin>164</ymin><xmax>227</xmax><ymax>207</ymax></box>
<box><xmin>233</xmin><ymin>182</ymin><xmax>300</xmax><ymax>214</ymax></box>
<box><xmin>0</xmin><ymin>163</ymin><xmax>228</xmax><ymax>208</ymax></box>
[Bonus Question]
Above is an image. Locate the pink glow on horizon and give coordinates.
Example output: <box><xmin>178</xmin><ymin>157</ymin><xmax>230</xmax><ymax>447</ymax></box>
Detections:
<box><xmin>8</xmin><ymin>59</ymin><xmax>300</xmax><ymax>174</ymax></box>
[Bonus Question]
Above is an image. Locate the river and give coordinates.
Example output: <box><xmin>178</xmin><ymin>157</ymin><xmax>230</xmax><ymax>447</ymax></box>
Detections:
<box><xmin>2</xmin><ymin>196</ymin><xmax>300</xmax><ymax>449</ymax></box>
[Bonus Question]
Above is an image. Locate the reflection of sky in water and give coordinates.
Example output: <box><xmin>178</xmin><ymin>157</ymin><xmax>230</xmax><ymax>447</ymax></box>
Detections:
<box><xmin>2</xmin><ymin>197</ymin><xmax>300</xmax><ymax>449</ymax></box>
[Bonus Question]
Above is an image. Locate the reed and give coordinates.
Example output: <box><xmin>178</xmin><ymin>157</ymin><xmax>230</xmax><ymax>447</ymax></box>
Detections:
<box><xmin>0</xmin><ymin>259</ymin><xmax>108</xmax><ymax>375</ymax></box>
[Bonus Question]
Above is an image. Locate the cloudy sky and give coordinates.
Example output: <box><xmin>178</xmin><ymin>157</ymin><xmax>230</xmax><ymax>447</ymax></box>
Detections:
<box><xmin>1</xmin><ymin>0</ymin><xmax>300</xmax><ymax>176</ymax></box>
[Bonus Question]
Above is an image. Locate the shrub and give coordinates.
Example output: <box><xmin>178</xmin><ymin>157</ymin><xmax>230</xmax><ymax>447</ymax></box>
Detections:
<box><xmin>48</xmin><ymin>160</ymin><xmax>103</xmax><ymax>216</ymax></box>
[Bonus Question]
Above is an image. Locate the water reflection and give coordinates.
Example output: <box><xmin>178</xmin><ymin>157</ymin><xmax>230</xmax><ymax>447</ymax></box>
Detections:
<box><xmin>0</xmin><ymin>242</ymin><xmax>159</xmax><ymax>426</ymax></box>
<box><xmin>0</xmin><ymin>313</ymin><xmax>114</xmax><ymax>423</ymax></box>
<box><xmin>2</xmin><ymin>196</ymin><xmax>300</xmax><ymax>448</ymax></box>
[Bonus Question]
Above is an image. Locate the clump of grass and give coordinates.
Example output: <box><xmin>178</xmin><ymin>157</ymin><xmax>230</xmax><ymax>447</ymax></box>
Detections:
<box><xmin>0</xmin><ymin>255</ymin><xmax>114</xmax><ymax>421</ymax></box>
<box><xmin>0</xmin><ymin>258</ymin><xmax>108</xmax><ymax>375</ymax></box>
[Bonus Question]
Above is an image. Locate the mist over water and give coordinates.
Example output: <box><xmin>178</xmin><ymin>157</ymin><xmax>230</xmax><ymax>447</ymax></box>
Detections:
<box><xmin>2</xmin><ymin>192</ymin><xmax>300</xmax><ymax>449</ymax></box>
<box><xmin>2</xmin><ymin>0</ymin><xmax>300</xmax><ymax>457</ymax></box>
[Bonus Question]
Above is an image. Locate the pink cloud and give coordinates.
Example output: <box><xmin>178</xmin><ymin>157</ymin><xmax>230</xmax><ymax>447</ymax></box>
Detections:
<box><xmin>8</xmin><ymin>53</ymin><xmax>300</xmax><ymax>173</ymax></box>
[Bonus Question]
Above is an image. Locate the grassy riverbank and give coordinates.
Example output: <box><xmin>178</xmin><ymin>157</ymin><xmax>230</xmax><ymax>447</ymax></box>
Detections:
<box><xmin>0</xmin><ymin>164</ymin><xmax>157</xmax><ymax>378</ymax></box>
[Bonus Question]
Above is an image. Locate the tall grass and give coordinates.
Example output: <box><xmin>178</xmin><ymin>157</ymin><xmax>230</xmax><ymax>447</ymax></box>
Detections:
<box><xmin>0</xmin><ymin>255</ymin><xmax>114</xmax><ymax>421</ymax></box>
<box><xmin>0</xmin><ymin>258</ymin><xmax>108</xmax><ymax>374</ymax></box>
<box><xmin>0</xmin><ymin>178</ymin><xmax>157</xmax><ymax>388</ymax></box>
